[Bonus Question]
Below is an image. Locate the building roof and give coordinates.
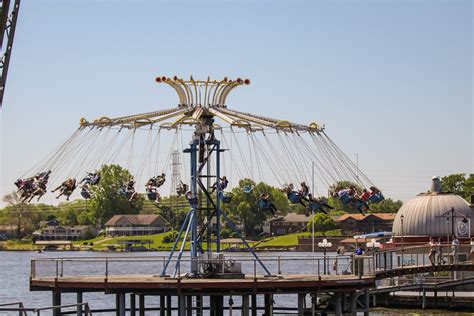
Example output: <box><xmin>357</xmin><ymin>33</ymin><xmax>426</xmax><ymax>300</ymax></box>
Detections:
<box><xmin>392</xmin><ymin>193</ymin><xmax>472</xmax><ymax>237</ymax></box>
<box><xmin>336</xmin><ymin>213</ymin><xmax>396</xmax><ymax>222</ymax></box>
<box><xmin>268</xmin><ymin>212</ymin><xmax>311</xmax><ymax>223</ymax></box>
<box><xmin>105</xmin><ymin>214</ymin><xmax>168</xmax><ymax>226</ymax></box>
<box><xmin>0</xmin><ymin>225</ymin><xmax>17</xmax><ymax>231</ymax></box>
<box><xmin>40</xmin><ymin>225</ymin><xmax>90</xmax><ymax>231</ymax></box>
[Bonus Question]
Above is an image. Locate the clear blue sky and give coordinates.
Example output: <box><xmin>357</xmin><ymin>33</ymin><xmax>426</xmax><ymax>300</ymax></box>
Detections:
<box><xmin>1</xmin><ymin>0</ymin><xmax>472</xmax><ymax>206</ymax></box>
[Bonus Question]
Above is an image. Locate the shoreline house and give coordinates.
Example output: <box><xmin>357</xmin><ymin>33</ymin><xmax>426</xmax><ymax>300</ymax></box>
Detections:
<box><xmin>263</xmin><ymin>212</ymin><xmax>311</xmax><ymax>236</ymax></box>
<box><xmin>33</xmin><ymin>225</ymin><xmax>96</xmax><ymax>241</ymax></box>
<box><xmin>336</xmin><ymin>213</ymin><xmax>396</xmax><ymax>235</ymax></box>
<box><xmin>105</xmin><ymin>214</ymin><xmax>169</xmax><ymax>237</ymax></box>
<box><xmin>0</xmin><ymin>225</ymin><xmax>20</xmax><ymax>240</ymax></box>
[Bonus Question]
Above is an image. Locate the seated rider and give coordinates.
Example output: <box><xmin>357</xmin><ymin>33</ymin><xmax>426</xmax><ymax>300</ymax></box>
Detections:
<box><xmin>282</xmin><ymin>184</ymin><xmax>308</xmax><ymax>207</ymax></box>
<box><xmin>258</xmin><ymin>192</ymin><xmax>277</xmax><ymax>215</ymax></box>
<box><xmin>51</xmin><ymin>178</ymin><xmax>77</xmax><ymax>201</ymax></box>
<box><xmin>81</xmin><ymin>183</ymin><xmax>94</xmax><ymax>199</ymax></box>
<box><xmin>155</xmin><ymin>173</ymin><xmax>166</xmax><ymax>188</ymax></box>
<box><xmin>27</xmin><ymin>178</ymin><xmax>48</xmax><ymax>202</ymax></box>
<box><xmin>176</xmin><ymin>180</ymin><xmax>188</xmax><ymax>198</ymax></box>
<box><xmin>299</xmin><ymin>181</ymin><xmax>310</xmax><ymax>197</ymax></box>
<box><xmin>370</xmin><ymin>186</ymin><xmax>381</xmax><ymax>196</ymax></box>
<box><xmin>360</xmin><ymin>189</ymin><xmax>371</xmax><ymax>201</ymax></box>
<box><xmin>211</xmin><ymin>176</ymin><xmax>229</xmax><ymax>193</ymax></box>
<box><xmin>145</xmin><ymin>183</ymin><xmax>160</xmax><ymax>203</ymax></box>
<box><xmin>35</xmin><ymin>170</ymin><xmax>51</xmax><ymax>182</ymax></box>
<box><xmin>308</xmin><ymin>194</ymin><xmax>334</xmax><ymax>214</ymax></box>
<box><xmin>125</xmin><ymin>179</ymin><xmax>137</xmax><ymax>202</ymax></box>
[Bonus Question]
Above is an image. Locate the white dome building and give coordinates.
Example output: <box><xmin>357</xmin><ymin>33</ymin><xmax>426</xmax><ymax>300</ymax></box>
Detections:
<box><xmin>392</xmin><ymin>178</ymin><xmax>473</xmax><ymax>243</ymax></box>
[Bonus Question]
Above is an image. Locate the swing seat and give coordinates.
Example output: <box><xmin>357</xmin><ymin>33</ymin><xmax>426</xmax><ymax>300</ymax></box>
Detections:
<box><xmin>147</xmin><ymin>192</ymin><xmax>157</xmax><ymax>201</ymax></box>
<box><xmin>118</xmin><ymin>188</ymin><xmax>127</xmax><ymax>196</ymax></box>
<box><xmin>257</xmin><ymin>199</ymin><xmax>269</xmax><ymax>210</ymax></box>
<box><xmin>288</xmin><ymin>192</ymin><xmax>301</xmax><ymax>204</ymax></box>
<box><xmin>368</xmin><ymin>193</ymin><xmax>384</xmax><ymax>204</ymax></box>
<box><xmin>354</xmin><ymin>200</ymin><xmax>369</xmax><ymax>212</ymax></box>
<box><xmin>339</xmin><ymin>194</ymin><xmax>352</xmax><ymax>204</ymax></box>
<box><xmin>219</xmin><ymin>191</ymin><xmax>232</xmax><ymax>203</ymax></box>
<box><xmin>81</xmin><ymin>188</ymin><xmax>91</xmax><ymax>199</ymax></box>
<box><xmin>309</xmin><ymin>202</ymin><xmax>324</xmax><ymax>212</ymax></box>
<box><xmin>243</xmin><ymin>185</ymin><xmax>253</xmax><ymax>194</ymax></box>
<box><xmin>188</xmin><ymin>196</ymin><xmax>199</xmax><ymax>206</ymax></box>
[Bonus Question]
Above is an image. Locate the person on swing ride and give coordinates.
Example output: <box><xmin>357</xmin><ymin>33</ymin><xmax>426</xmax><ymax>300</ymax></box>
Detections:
<box><xmin>51</xmin><ymin>178</ymin><xmax>77</xmax><ymax>201</ymax></box>
<box><xmin>155</xmin><ymin>173</ymin><xmax>166</xmax><ymax>188</ymax></box>
<box><xmin>258</xmin><ymin>192</ymin><xmax>277</xmax><ymax>215</ymax></box>
<box><xmin>281</xmin><ymin>184</ymin><xmax>308</xmax><ymax>207</ymax></box>
<box><xmin>35</xmin><ymin>170</ymin><xmax>51</xmax><ymax>182</ymax></box>
<box><xmin>26</xmin><ymin>177</ymin><xmax>49</xmax><ymax>202</ymax></box>
<box><xmin>80</xmin><ymin>171</ymin><xmax>100</xmax><ymax>186</ymax></box>
<box><xmin>15</xmin><ymin>177</ymin><xmax>35</xmax><ymax>200</ymax></box>
<box><xmin>360</xmin><ymin>188</ymin><xmax>371</xmax><ymax>201</ymax></box>
<box><xmin>121</xmin><ymin>179</ymin><xmax>137</xmax><ymax>202</ymax></box>
<box><xmin>308</xmin><ymin>194</ymin><xmax>334</xmax><ymax>214</ymax></box>
<box><xmin>299</xmin><ymin>182</ymin><xmax>310</xmax><ymax>197</ymax></box>
<box><xmin>145</xmin><ymin>182</ymin><xmax>161</xmax><ymax>203</ymax></box>
<box><xmin>211</xmin><ymin>176</ymin><xmax>229</xmax><ymax>193</ymax></box>
<box><xmin>176</xmin><ymin>180</ymin><xmax>189</xmax><ymax>198</ymax></box>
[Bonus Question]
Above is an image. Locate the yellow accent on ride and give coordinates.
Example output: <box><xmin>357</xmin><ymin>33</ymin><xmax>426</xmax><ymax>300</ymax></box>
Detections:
<box><xmin>308</xmin><ymin>122</ymin><xmax>321</xmax><ymax>132</ymax></box>
<box><xmin>275</xmin><ymin>120</ymin><xmax>293</xmax><ymax>130</ymax></box>
<box><xmin>79</xmin><ymin>117</ymin><xmax>89</xmax><ymax>126</ymax></box>
<box><xmin>231</xmin><ymin>120</ymin><xmax>251</xmax><ymax>129</ymax></box>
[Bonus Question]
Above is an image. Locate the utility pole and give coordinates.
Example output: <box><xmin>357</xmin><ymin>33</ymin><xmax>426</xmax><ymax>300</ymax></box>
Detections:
<box><xmin>0</xmin><ymin>0</ymin><xmax>21</xmax><ymax>107</ymax></box>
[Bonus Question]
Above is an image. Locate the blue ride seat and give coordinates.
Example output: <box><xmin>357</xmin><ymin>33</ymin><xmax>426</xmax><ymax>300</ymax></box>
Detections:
<box><xmin>147</xmin><ymin>191</ymin><xmax>157</xmax><ymax>201</ymax></box>
<box><xmin>368</xmin><ymin>193</ymin><xmax>384</xmax><ymax>204</ymax></box>
<box><xmin>81</xmin><ymin>188</ymin><xmax>91</xmax><ymax>199</ymax></box>
<box><xmin>187</xmin><ymin>195</ymin><xmax>199</xmax><ymax>206</ymax></box>
<box><xmin>287</xmin><ymin>192</ymin><xmax>302</xmax><ymax>204</ymax></box>
<box><xmin>257</xmin><ymin>199</ymin><xmax>269</xmax><ymax>209</ymax></box>
<box><xmin>353</xmin><ymin>200</ymin><xmax>369</xmax><ymax>212</ymax></box>
<box><xmin>308</xmin><ymin>202</ymin><xmax>324</xmax><ymax>212</ymax></box>
<box><xmin>339</xmin><ymin>194</ymin><xmax>352</xmax><ymax>204</ymax></box>
<box><xmin>243</xmin><ymin>185</ymin><xmax>254</xmax><ymax>194</ymax></box>
<box><xmin>219</xmin><ymin>191</ymin><xmax>232</xmax><ymax>203</ymax></box>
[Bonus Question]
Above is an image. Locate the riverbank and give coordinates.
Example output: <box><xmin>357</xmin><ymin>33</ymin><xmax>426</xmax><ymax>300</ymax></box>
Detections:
<box><xmin>0</xmin><ymin>230</ymin><xmax>342</xmax><ymax>251</ymax></box>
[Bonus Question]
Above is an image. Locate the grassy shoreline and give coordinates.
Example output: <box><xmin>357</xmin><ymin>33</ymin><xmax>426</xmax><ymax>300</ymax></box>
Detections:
<box><xmin>0</xmin><ymin>229</ymin><xmax>341</xmax><ymax>251</ymax></box>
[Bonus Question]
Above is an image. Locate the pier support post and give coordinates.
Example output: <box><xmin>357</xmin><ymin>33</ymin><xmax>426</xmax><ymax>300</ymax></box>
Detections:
<box><xmin>117</xmin><ymin>293</ymin><xmax>126</xmax><ymax>316</ymax></box>
<box><xmin>422</xmin><ymin>290</ymin><xmax>426</xmax><ymax>310</ymax></box>
<box><xmin>350</xmin><ymin>291</ymin><xmax>357</xmax><ymax>316</ymax></box>
<box><xmin>335</xmin><ymin>292</ymin><xmax>342</xmax><ymax>316</ymax></box>
<box><xmin>52</xmin><ymin>292</ymin><xmax>61</xmax><ymax>316</ymax></box>
<box><xmin>178</xmin><ymin>295</ymin><xmax>186</xmax><ymax>316</ymax></box>
<box><xmin>434</xmin><ymin>290</ymin><xmax>437</xmax><ymax>308</ymax></box>
<box><xmin>166</xmin><ymin>295</ymin><xmax>172</xmax><ymax>316</ymax></box>
<box><xmin>196</xmin><ymin>295</ymin><xmax>203</xmax><ymax>316</ymax></box>
<box><xmin>363</xmin><ymin>289</ymin><xmax>370</xmax><ymax>316</ymax></box>
<box><xmin>139</xmin><ymin>294</ymin><xmax>145</xmax><ymax>316</ymax></box>
<box><xmin>372</xmin><ymin>294</ymin><xmax>376</xmax><ymax>307</ymax></box>
<box><xmin>297</xmin><ymin>293</ymin><xmax>305</xmax><ymax>316</ymax></box>
<box><xmin>76</xmin><ymin>292</ymin><xmax>83</xmax><ymax>316</ymax></box>
<box><xmin>242</xmin><ymin>295</ymin><xmax>249</xmax><ymax>316</ymax></box>
<box><xmin>160</xmin><ymin>295</ymin><xmax>165</xmax><ymax>316</ymax></box>
<box><xmin>210</xmin><ymin>295</ymin><xmax>224</xmax><ymax>316</ymax></box>
<box><xmin>264</xmin><ymin>294</ymin><xmax>273</xmax><ymax>316</ymax></box>
<box><xmin>130</xmin><ymin>294</ymin><xmax>136</xmax><ymax>316</ymax></box>
<box><xmin>251</xmin><ymin>295</ymin><xmax>257</xmax><ymax>316</ymax></box>
<box><xmin>342</xmin><ymin>292</ymin><xmax>347</xmax><ymax>313</ymax></box>
<box><xmin>187</xmin><ymin>296</ymin><xmax>193</xmax><ymax>316</ymax></box>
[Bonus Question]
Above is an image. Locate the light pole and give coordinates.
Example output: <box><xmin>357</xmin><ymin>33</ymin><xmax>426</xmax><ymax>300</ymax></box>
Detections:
<box><xmin>366</xmin><ymin>238</ymin><xmax>381</xmax><ymax>270</ymax></box>
<box><xmin>400</xmin><ymin>214</ymin><xmax>404</xmax><ymax>267</ymax></box>
<box><xmin>318</xmin><ymin>238</ymin><xmax>332</xmax><ymax>275</ymax></box>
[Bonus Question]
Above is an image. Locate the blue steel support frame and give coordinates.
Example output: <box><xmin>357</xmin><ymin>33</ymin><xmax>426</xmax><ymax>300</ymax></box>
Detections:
<box><xmin>161</xmin><ymin>133</ymin><xmax>270</xmax><ymax>277</ymax></box>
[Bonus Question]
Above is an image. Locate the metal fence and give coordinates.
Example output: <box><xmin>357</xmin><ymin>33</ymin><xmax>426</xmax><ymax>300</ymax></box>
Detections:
<box><xmin>30</xmin><ymin>254</ymin><xmax>375</xmax><ymax>280</ymax></box>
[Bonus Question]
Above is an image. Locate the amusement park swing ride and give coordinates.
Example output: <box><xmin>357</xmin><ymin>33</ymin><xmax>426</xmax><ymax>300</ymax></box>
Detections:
<box><xmin>14</xmin><ymin>76</ymin><xmax>384</xmax><ymax>278</ymax></box>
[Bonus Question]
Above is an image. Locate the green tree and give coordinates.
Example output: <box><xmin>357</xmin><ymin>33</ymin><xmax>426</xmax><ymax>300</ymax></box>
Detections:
<box><xmin>2</xmin><ymin>192</ymin><xmax>41</xmax><ymax>239</ymax></box>
<box><xmin>89</xmin><ymin>164</ymin><xmax>143</xmax><ymax>226</ymax></box>
<box><xmin>442</xmin><ymin>173</ymin><xmax>474</xmax><ymax>199</ymax></box>
<box><xmin>225</xmin><ymin>179</ymin><xmax>289</xmax><ymax>236</ymax></box>
<box><xmin>307</xmin><ymin>213</ymin><xmax>337</xmax><ymax>234</ymax></box>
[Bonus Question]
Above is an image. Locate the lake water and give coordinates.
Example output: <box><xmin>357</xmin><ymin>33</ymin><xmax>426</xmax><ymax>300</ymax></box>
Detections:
<box><xmin>0</xmin><ymin>251</ymin><xmax>472</xmax><ymax>315</ymax></box>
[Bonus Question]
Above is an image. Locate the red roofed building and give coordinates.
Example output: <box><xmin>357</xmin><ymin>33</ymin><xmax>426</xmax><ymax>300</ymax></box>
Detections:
<box><xmin>105</xmin><ymin>214</ymin><xmax>170</xmax><ymax>237</ymax></box>
<box><xmin>336</xmin><ymin>213</ymin><xmax>396</xmax><ymax>235</ymax></box>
